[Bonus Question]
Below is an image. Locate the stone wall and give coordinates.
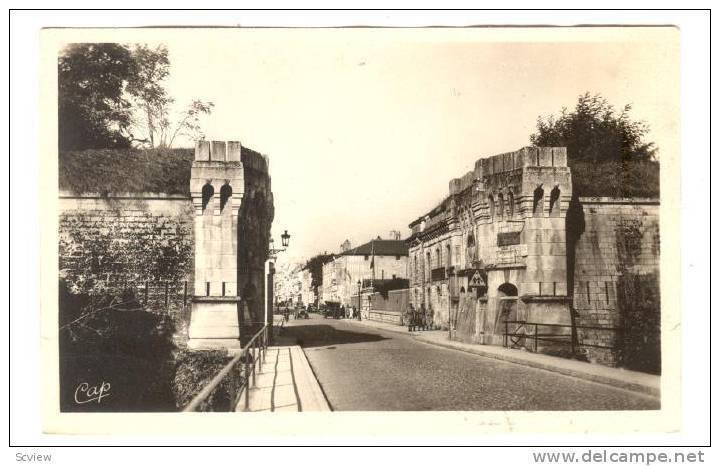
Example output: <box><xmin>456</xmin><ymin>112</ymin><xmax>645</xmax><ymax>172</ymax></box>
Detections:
<box><xmin>58</xmin><ymin>192</ymin><xmax>195</xmax><ymax>314</ymax></box>
<box><xmin>571</xmin><ymin>197</ymin><xmax>660</xmax><ymax>368</ymax></box>
<box><xmin>58</xmin><ymin>142</ymin><xmax>275</xmax><ymax>343</ymax></box>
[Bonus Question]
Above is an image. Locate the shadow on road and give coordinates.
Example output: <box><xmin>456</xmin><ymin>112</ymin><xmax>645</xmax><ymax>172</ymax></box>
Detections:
<box><xmin>274</xmin><ymin>323</ymin><xmax>388</xmax><ymax>348</ymax></box>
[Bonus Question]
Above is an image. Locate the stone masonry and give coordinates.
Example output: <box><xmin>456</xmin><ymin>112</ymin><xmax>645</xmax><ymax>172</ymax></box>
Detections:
<box><xmin>187</xmin><ymin>140</ymin><xmax>274</xmax><ymax>349</ymax></box>
<box><xmin>571</xmin><ymin>197</ymin><xmax>660</xmax><ymax>367</ymax></box>
<box><xmin>406</xmin><ymin>146</ymin><xmax>661</xmax><ymax>368</ymax></box>
<box><xmin>408</xmin><ymin>146</ymin><xmax>573</xmax><ymax>346</ymax></box>
<box><xmin>58</xmin><ymin>141</ymin><xmax>274</xmax><ymax>351</ymax></box>
<box><xmin>58</xmin><ymin>193</ymin><xmax>195</xmax><ymax>310</ymax></box>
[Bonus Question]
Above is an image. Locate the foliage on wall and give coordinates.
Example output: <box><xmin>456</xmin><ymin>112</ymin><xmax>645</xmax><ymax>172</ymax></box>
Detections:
<box><xmin>59</xmin><ymin>212</ymin><xmax>193</xmax><ymax>296</ymax></box>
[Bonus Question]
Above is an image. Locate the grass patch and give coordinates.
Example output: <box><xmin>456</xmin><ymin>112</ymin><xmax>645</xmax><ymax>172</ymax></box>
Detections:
<box><xmin>570</xmin><ymin>159</ymin><xmax>659</xmax><ymax>198</ymax></box>
<box><xmin>59</xmin><ymin>148</ymin><xmax>194</xmax><ymax>195</ymax></box>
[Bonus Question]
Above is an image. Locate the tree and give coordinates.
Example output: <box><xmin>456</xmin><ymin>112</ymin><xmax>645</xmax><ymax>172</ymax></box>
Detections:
<box><xmin>59</xmin><ymin>42</ymin><xmax>214</xmax><ymax>151</ymax></box>
<box><xmin>165</xmin><ymin>100</ymin><xmax>215</xmax><ymax>148</ymax></box>
<box><xmin>125</xmin><ymin>44</ymin><xmax>172</xmax><ymax>148</ymax></box>
<box><xmin>530</xmin><ymin>92</ymin><xmax>657</xmax><ymax>163</ymax></box>
<box><xmin>58</xmin><ymin>43</ymin><xmax>136</xmax><ymax>150</ymax></box>
<box><xmin>530</xmin><ymin>92</ymin><xmax>660</xmax><ymax>197</ymax></box>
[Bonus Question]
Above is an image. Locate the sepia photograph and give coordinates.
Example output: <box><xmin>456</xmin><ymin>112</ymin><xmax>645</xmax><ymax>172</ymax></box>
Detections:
<box><xmin>48</xmin><ymin>25</ymin><xmax>676</xmax><ymax>418</ymax></box>
<box><xmin>8</xmin><ymin>9</ymin><xmax>706</xmax><ymax>449</ymax></box>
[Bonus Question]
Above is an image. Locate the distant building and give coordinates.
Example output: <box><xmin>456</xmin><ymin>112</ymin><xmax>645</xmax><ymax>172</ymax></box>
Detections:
<box><xmin>321</xmin><ymin>238</ymin><xmax>408</xmax><ymax>306</ymax></box>
<box><xmin>299</xmin><ymin>268</ymin><xmax>315</xmax><ymax>306</ymax></box>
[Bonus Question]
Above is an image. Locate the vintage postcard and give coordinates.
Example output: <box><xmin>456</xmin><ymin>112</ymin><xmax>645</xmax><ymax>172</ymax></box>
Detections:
<box><xmin>38</xmin><ymin>25</ymin><xmax>681</xmax><ymax>436</ymax></box>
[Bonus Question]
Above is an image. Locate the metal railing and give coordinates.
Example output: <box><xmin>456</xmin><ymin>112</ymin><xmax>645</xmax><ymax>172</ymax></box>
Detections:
<box><xmin>503</xmin><ymin>320</ymin><xmax>620</xmax><ymax>354</ymax></box>
<box><xmin>182</xmin><ymin>324</ymin><xmax>270</xmax><ymax>412</ymax></box>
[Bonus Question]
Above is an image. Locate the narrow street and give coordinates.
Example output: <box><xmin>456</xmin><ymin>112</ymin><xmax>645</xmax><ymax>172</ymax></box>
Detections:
<box><xmin>279</xmin><ymin>314</ymin><xmax>660</xmax><ymax>411</ymax></box>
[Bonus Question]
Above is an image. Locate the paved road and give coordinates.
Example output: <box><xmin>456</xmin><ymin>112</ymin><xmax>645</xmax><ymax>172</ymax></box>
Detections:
<box><xmin>280</xmin><ymin>314</ymin><xmax>660</xmax><ymax>411</ymax></box>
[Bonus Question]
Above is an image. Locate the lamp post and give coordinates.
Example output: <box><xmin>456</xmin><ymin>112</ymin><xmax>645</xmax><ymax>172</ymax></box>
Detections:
<box><xmin>357</xmin><ymin>279</ymin><xmax>362</xmax><ymax>321</ymax></box>
<box><xmin>265</xmin><ymin>230</ymin><xmax>291</xmax><ymax>330</ymax></box>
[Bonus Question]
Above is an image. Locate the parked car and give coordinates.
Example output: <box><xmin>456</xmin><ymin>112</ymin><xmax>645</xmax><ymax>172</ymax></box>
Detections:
<box><xmin>323</xmin><ymin>302</ymin><xmax>343</xmax><ymax>319</ymax></box>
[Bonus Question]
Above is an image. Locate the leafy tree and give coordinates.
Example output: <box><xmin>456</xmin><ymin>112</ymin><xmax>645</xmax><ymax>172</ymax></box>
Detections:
<box><xmin>125</xmin><ymin>45</ymin><xmax>214</xmax><ymax>148</ymax></box>
<box><xmin>530</xmin><ymin>93</ymin><xmax>660</xmax><ymax>197</ymax></box>
<box><xmin>125</xmin><ymin>44</ymin><xmax>172</xmax><ymax>148</ymax></box>
<box><xmin>59</xmin><ymin>43</ymin><xmax>214</xmax><ymax>150</ymax></box>
<box><xmin>530</xmin><ymin>92</ymin><xmax>657</xmax><ymax>163</ymax></box>
<box><xmin>165</xmin><ymin>100</ymin><xmax>215</xmax><ymax>148</ymax></box>
<box><xmin>58</xmin><ymin>43</ymin><xmax>136</xmax><ymax>150</ymax></box>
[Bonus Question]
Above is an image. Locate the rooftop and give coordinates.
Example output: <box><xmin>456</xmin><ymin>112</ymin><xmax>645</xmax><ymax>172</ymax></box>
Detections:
<box><xmin>341</xmin><ymin>239</ymin><xmax>408</xmax><ymax>257</ymax></box>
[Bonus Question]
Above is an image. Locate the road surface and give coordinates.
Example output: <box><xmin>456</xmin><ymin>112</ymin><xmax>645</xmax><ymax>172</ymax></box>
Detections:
<box><xmin>279</xmin><ymin>314</ymin><xmax>660</xmax><ymax>411</ymax></box>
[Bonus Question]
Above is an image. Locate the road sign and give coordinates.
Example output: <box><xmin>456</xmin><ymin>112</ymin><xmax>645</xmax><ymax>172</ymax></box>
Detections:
<box><xmin>469</xmin><ymin>270</ymin><xmax>486</xmax><ymax>288</ymax></box>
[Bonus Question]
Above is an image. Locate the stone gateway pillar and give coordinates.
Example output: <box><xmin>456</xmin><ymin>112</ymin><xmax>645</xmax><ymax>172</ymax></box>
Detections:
<box><xmin>187</xmin><ymin>140</ymin><xmax>246</xmax><ymax>349</ymax></box>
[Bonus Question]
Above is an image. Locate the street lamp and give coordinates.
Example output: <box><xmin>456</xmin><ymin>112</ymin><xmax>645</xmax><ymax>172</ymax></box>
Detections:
<box><xmin>357</xmin><ymin>279</ymin><xmax>362</xmax><ymax>321</ymax></box>
<box><xmin>266</xmin><ymin>230</ymin><xmax>291</xmax><ymax>331</ymax></box>
<box><xmin>269</xmin><ymin>230</ymin><xmax>291</xmax><ymax>258</ymax></box>
<box><xmin>281</xmin><ymin>230</ymin><xmax>291</xmax><ymax>248</ymax></box>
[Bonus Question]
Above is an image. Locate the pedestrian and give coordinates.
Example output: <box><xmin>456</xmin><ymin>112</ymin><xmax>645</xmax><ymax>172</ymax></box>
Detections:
<box><xmin>405</xmin><ymin>303</ymin><xmax>416</xmax><ymax>331</ymax></box>
<box><xmin>341</xmin><ymin>305</ymin><xmax>346</xmax><ymax>319</ymax></box>
<box><xmin>426</xmin><ymin>305</ymin><xmax>435</xmax><ymax>330</ymax></box>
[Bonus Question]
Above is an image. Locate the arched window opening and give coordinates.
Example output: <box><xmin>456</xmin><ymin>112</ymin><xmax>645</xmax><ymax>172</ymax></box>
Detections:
<box><xmin>460</xmin><ymin>286</ymin><xmax>466</xmax><ymax>293</ymax></box>
<box><xmin>498</xmin><ymin>282</ymin><xmax>518</xmax><ymax>297</ymax></box>
<box><xmin>497</xmin><ymin>282</ymin><xmax>519</xmax><ymax>322</ymax></box>
<box><xmin>533</xmin><ymin>185</ymin><xmax>544</xmax><ymax>214</ymax></box>
<box><xmin>201</xmin><ymin>183</ymin><xmax>214</xmax><ymax>213</ymax></box>
<box><xmin>446</xmin><ymin>244</ymin><xmax>452</xmax><ymax>267</ymax></box>
<box><xmin>549</xmin><ymin>185</ymin><xmax>560</xmax><ymax>214</ymax></box>
<box><xmin>220</xmin><ymin>183</ymin><xmax>233</xmax><ymax>212</ymax></box>
<box><xmin>488</xmin><ymin>195</ymin><xmax>495</xmax><ymax>221</ymax></box>
<box><xmin>435</xmin><ymin>248</ymin><xmax>441</xmax><ymax>267</ymax></box>
<box><xmin>467</xmin><ymin>232</ymin><xmax>476</xmax><ymax>248</ymax></box>
<box><xmin>498</xmin><ymin>193</ymin><xmax>505</xmax><ymax>220</ymax></box>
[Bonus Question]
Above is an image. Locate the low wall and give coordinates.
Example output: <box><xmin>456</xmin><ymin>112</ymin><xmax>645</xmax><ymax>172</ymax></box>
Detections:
<box><xmin>365</xmin><ymin>289</ymin><xmax>409</xmax><ymax>325</ymax></box>
<box><xmin>367</xmin><ymin>310</ymin><xmax>404</xmax><ymax>325</ymax></box>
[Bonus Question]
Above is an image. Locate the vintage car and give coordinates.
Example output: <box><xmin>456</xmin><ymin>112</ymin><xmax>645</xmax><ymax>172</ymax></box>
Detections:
<box><xmin>322</xmin><ymin>301</ymin><xmax>343</xmax><ymax>319</ymax></box>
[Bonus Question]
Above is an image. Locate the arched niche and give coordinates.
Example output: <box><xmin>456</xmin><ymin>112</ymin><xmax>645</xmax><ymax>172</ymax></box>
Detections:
<box><xmin>549</xmin><ymin>185</ymin><xmax>561</xmax><ymax>214</ymax></box>
<box><xmin>220</xmin><ymin>183</ymin><xmax>233</xmax><ymax>212</ymax></box>
<box><xmin>201</xmin><ymin>182</ymin><xmax>214</xmax><ymax>213</ymax></box>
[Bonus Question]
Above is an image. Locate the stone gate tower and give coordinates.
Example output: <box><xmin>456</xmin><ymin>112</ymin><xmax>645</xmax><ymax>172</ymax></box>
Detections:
<box><xmin>187</xmin><ymin>140</ymin><xmax>246</xmax><ymax>349</ymax></box>
<box><xmin>407</xmin><ymin>146</ymin><xmax>573</xmax><ymax>347</ymax></box>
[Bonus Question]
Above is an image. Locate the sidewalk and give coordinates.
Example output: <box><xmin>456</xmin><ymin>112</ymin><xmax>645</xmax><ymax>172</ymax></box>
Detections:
<box><xmin>349</xmin><ymin>317</ymin><xmax>660</xmax><ymax>398</ymax></box>
<box><xmin>236</xmin><ymin>343</ymin><xmax>331</xmax><ymax>412</ymax></box>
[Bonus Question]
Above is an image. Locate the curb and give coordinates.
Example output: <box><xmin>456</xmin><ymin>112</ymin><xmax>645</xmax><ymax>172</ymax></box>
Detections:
<box><xmin>347</xmin><ymin>319</ymin><xmax>660</xmax><ymax>399</ymax></box>
<box><xmin>290</xmin><ymin>346</ymin><xmax>332</xmax><ymax>412</ymax></box>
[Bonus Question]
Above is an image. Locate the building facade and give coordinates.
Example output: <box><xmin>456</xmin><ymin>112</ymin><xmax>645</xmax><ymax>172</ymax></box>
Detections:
<box><xmin>299</xmin><ymin>268</ymin><xmax>315</xmax><ymax>306</ymax></box>
<box><xmin>406</xmin><ymin>146</ymin><xmax>660</xmax><ymax>367</ymax></box>
<box><xmin>321</xmin><ymin>239</ymin><xmax>408</xmax><ymax>306</ymax></box>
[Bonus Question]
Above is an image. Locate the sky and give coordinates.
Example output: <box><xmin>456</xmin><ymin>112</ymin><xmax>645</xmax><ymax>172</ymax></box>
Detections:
<box><xmin>152</xmin><ymin>27</ymin><xmax>678</xmax><ymax>265</ymax></box>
